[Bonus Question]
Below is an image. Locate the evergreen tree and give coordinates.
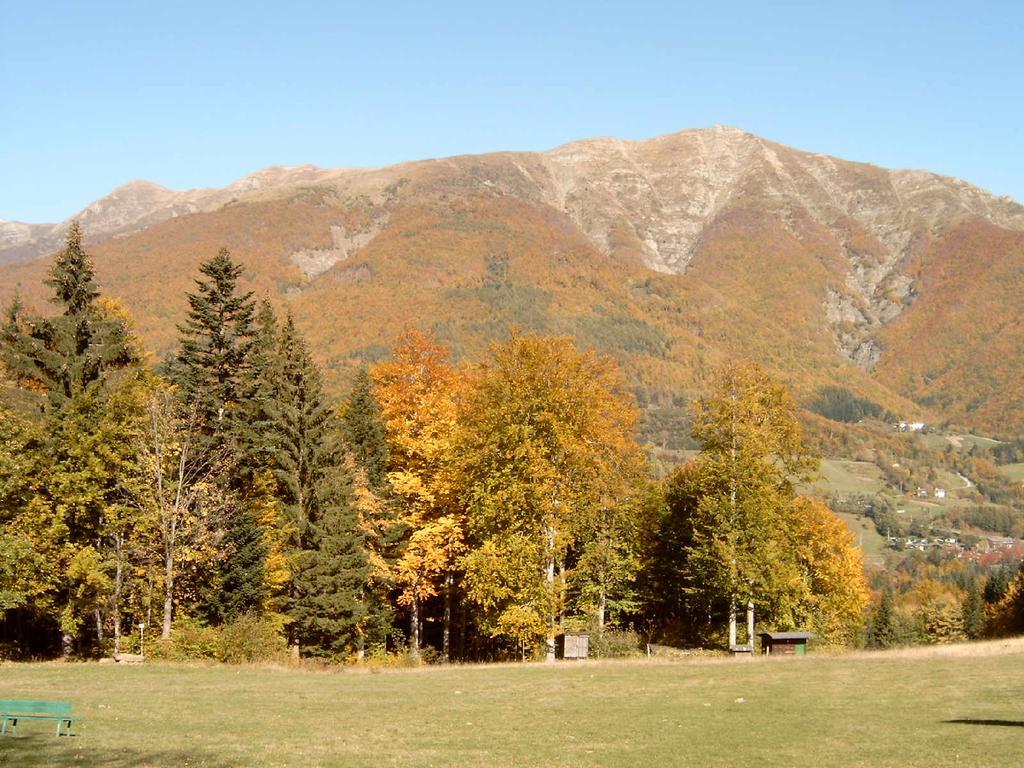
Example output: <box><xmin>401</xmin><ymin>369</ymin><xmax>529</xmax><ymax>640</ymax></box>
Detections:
<box><xmin>210</xmin><ymin>502</ymin><xmax>270</xmax><ymax>623</ymax></box>
<box><xmin>1</xmin><ymin>223</ymin><xmax>136</xmax><ymax>407</ymax></box>
<box><xmin>340</xmin><ymin>367</ymin><xmax>404</xmax><ymax>651</ymax></box>
<box><xmin>172</xmin><ymin>247</ymin><xmax>256</xmax><ymax>446</ymax></box>
<box><xmin>234</xmin><ymin>301</ymin><xmax>284</xmax><ymax>489</ymax></box>
<box><xmin>962</xmin><ymin>580</ymin><xmax>986</xmax><ymax>640</ymax></box>
<box><xmin>867</xmin><ymin>589</ymin><xmax>899</xmax><ymax>648</ymax></box>
<box><xmin>45</xmin><ymin>221</ymin><xmax>99</xmax><ymax>314</ymax></box>
<box><xmin>340</xmin><ymin>367</ymin><xmax>390</xmax><ymax>491</ymax></box>
<box><xmin>265</xmin><ymin>313</ymin><xmax>334</xmax><ymax>539</ymax></box>
<box><xmin>172</xmin><ymin>249</ymin><xmax>264</xmax><ymax>622</ymax></box>
<box><xmin>290</xmin><ymin>461</ymin><xmax>369</xmax><ymax>658</ymax></box>
<box><xmin>0</xmin><ymin>224</ymin><xmax>144</xmax><ymax>654</ymax></box>
<box><xmin>230</xmin><ymin>306</ymin><xmax>367</xmax><ymax>645</ymax></box>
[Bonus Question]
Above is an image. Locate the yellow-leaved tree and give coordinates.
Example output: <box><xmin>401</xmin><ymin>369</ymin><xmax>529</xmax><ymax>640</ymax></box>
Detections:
<box><xmin>372</xmin><ymin>331</ymin><xmax>465</xmax><ymax>659</ymax></box>
<box><xmin>454</xmin><ymin>333</ymin><xmax>645</xmax><ymax>661</ymax></box>
<box><xmin>651</xmin><ymin>362</ymin><xmax>868</xmax><ymax>647</ymax></box>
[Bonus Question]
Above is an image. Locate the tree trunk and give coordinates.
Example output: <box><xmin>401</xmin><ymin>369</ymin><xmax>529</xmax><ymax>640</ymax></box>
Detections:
<box><xmin>545</xmin><ymin>524</ymin><xmax>557</xmax><ymax>663</ymax></box>
<box><xmin>410</xmin><ymin>595</ymin><xmax>420</xmax><ymax>659</ymax></box>
<box><xmin>94</xmin><ymin>609</ymin><xmax>104</xmax><ymax>647</ymax></box>
<box><xmin>443</xmin><ymin>572</ymin><xmax>453</xmax><ymax>662</ymax></box>
<box><xmin>598</xmin><ymin>587</ymin><xmax>606</xmax><ymax>632</ymax></box>
<box><xmin>61</xmin><ymin>631</ymin><xmax>73</xmax><ymax>658</ymax></box>
<box><xmin>728</xmin><ymin>596</ymin><xmax>737</xmax><ymax>649</ymax></box>
<box><xmin>162</xmin><ymin>549</ymin><xmax>174</xmax><ymax>640</ymax></box>
<box><xmin>457</xmin><ymin>588</ymin><xmax>467</xmax><ymax>661</ymax></box>
<box><xmin>112</xmin><ymin>533</ymin><xmax>123</xmax><ymax>656</ymax></box>
<box><xmin>746</xmin><ymin>601</ymin><xmax>755</xmax><ymax>649</ymax></box>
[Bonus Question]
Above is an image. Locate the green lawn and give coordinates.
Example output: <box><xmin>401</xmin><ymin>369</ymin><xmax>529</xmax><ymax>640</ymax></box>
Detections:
<box><xmin>3</xmin><ymin>644</ymin><xmax>1024</xmax><ymax>767</ymax></box>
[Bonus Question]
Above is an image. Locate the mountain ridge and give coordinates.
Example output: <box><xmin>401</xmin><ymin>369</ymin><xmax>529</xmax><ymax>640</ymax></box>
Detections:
<box><xmin>2</xmin><ymin>126</ymin><xmax>1022</xmax><ymax>435</ymax></box>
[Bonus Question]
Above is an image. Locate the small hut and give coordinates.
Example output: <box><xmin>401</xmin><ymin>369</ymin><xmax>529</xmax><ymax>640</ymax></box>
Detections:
<box><xmin>557</xmin><ymin>632</ymin><xmax>591</xmax><ymax>660</ymax></box>
<box><xmin>759</xmin><ymin>631</ymin><xmax>815</xmax><ymax>656</ymax></box>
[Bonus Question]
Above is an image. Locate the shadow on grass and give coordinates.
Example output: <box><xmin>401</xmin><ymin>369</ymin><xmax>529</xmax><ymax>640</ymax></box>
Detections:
<box><xmin>0</xmin><ymin>733</ymin><xmax>242</xmax><ymax>767</ymax></box>
<box><xmin>944</xmin><ymin>719</ymin><xmax>1024</xmax><ymax>728</ymax></box>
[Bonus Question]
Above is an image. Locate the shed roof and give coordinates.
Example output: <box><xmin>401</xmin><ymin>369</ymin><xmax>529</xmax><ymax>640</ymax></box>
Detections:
<box><xmin>759</xmin><ymin>632</ymin><xmax>816</xmax><ymax>641</ymax></box>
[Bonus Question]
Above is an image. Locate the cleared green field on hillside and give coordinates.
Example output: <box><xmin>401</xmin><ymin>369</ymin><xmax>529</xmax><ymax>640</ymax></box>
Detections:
<box><xmin>833</xmin><ymin>510</ymin><xmax>888</xmax><ymax>564</ymax></box>
<box><xmin>814</xmin><ymin>459</ymin><xmax>887</xmax><ymax>497</ymax></box>
<box><xmin>920</xmin><ymin>433</ymin><xmax>1002</xmax><ymax>452</ymax></box>
<box><xmin>3</xmin><ymin>644</ymin><xmax>1023</xmax><ymax>767</ymax></box>
<box><xmin>998</xmin><ymin>463</ymin><xmax>1024</xmax><ymax>482</ymax></box>
<box><xmin>811</xmin><ymin>460</ymin><xmax>889</xmax><ymax>563</ymax></box>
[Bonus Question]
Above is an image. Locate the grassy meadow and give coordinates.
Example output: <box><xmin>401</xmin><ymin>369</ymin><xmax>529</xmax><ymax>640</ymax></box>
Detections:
<box><xmin>3</xmin><ymin>641</ymin><xmax>1024</xmax><ymax>767</ymax></box>
<box><xmin>998</xmin><ymin>462</ymin><xmax>1024</xmax><ymax>482</ymax></box>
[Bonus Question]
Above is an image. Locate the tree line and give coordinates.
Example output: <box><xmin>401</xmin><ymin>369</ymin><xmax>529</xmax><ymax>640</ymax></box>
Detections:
<box><xmin>0</xmin><ymin>226</ymin><xmax>871</xmax><ymax>661</ymax></box>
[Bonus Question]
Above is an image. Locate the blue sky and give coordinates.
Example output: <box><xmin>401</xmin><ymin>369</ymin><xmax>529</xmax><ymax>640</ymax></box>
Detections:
<box><xmin>1</xmin><ymin>1</ymin><xmax>1022</xmax><ymax>222</ymax></box>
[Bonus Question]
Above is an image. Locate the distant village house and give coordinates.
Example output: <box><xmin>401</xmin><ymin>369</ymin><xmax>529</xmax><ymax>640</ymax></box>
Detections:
<box><xmin>895</xmin><ymin>421</ymin><xmax>926</xmax><ymax>432</ymax></box>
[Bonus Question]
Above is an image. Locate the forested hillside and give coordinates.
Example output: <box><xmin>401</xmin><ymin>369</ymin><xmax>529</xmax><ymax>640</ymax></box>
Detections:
<box><xmin>4</xmin><ymin>228</ymin><xmax>1024</xmax><ymax>662</ymax></box>
<box><xmin>2</xmin><ymin>127</ymin><xmax>1022</xmax><ymax>438</ymax></box>
<box><xmin>0</xmin><ymin>229</ymin><xmax>877</xmax><ymax>660</ymax></box>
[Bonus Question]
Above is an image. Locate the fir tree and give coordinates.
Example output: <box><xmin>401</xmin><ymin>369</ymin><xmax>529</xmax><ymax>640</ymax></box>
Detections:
<box><xmin>234</xmin><ymin>300</ymin><xmax>284</xmax><ymax>488</ymax></box>
<box><xmin>340</xmin><ymin>366</ymin><xmax>404</xmax><ymax>651</ymax></box>
<box><xmin>172</xmin><ymin>250</ymin><xmax>264</xmax><ymax>622</ymax></box>
<box><xmin>290</xmin><ymin>460</ymin><xmax>369</xmax><ymax>658</ymax></box>
<box><xmin>172</xmin><ymin>247</ymin><xmax>256</xmax><ymax>445</ymax></box>
<box><xmin>229</xmin><ymin>306</ymin><xmax>368</xmax><ymax>644</ymax></box>
<box><xmin>210</xmin><ymin>502</ymin><xmax>270</xmax><ymax>623</ymax></box>
<box><xmin>867</xmin><ymin>589</ymin><xmax>899</xmax><ymax>649</ymax></box>
<box><xmin>45</xmin><ymin>221</ymin><xmax>98</xmax><ymax>315</ymax></box>
<box><xmin>266</xmin><ymin>313</ymin><xmax>334</xmax><ymax>540</ymax></box>
<box><xmin>1</xmin><ymin>223</ymin><xmax>136</xmax><ymax>406</ymax></box>
<box><xmin>962</xmin><ymin>580</ymin><xmax>986</xmax><ymax>640</ymax></box>
<box><xmin>340</xmin><ymin>367</ymin><xmax>390</xmax><ymax>491</ymax></box>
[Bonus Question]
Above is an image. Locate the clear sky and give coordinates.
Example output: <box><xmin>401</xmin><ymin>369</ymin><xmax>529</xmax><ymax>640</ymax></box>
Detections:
<box><xmin>1</xmin><ymin>1</ymin><xmax>1022</xmax><ymax>222</ymax></box>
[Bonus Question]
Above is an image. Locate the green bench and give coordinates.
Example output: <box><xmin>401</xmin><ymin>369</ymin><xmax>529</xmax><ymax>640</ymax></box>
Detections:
<box><xmin>0</xmin><ymin>700</ymin><xmax>78</xmax><ymax>736</ymax></box>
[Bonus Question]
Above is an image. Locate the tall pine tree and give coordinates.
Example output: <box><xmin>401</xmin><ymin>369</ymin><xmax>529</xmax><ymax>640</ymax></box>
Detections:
<box><xmin>341</xmin><ymin>368</ymin><xmax>390</xmax><ymax>491</ymax></box>
<box><xmin>172</xmin><ymin>249</ymin><xmax>264</xmax><ymax>623</ymax></box>
<box><xmin>289</xmin><ymin>459</ymin><xmax>369</xmax><ymax>658</ymax></box>
<box><xmin>231</xmin><ymin>306</ymin><xmax>369</xmax><ymax>650</ymax></box>
<box><xmin>340</xmin><ymin>367</ymin><xmax>404</xmax><ymax>652</ymax></box>
<box><xmin>172</xmin><ymin>247</ymin><xmax>256</xmax><ymax>447</ymax></box>
<box><xmin>1</xmin><ymin>222</ymin><xmax>136</xmax><ymax>407</ymax></box>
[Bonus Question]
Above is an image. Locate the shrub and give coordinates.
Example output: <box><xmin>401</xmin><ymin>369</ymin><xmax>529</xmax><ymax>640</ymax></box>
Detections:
<box><xmin>217</xmin><ymin>614</ymin><xmax>289</xmax><ymax>664</ymax></box>
<box><xmin>148</xmin><ymin>614</ymin><xmax>288</xmax><ymax>664</ymax></box>
<box><xmin>148</xmin><ymin>615</ymin><xmax>218</xmax><ymax>661</ymax></box>
<box><xmin>589</xmin><ymin>629</ymin><xmax>642</xmax><ymax>658</ymax></box>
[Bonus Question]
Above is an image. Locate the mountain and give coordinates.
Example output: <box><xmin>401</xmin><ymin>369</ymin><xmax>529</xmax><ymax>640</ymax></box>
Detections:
<box><xmin>2</xmin><ymin>126</ymin><xmax>1022</xmax><ymax>437</ymax></box>
<box><xmin>0</xmin><ymin>166</ymin><xmax>336</xmax><ymax>266</ymax></box>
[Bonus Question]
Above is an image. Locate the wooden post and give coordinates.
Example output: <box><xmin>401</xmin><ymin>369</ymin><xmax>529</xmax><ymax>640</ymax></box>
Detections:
<box><xmin>729</xmin><ymin>599</ymin><xmax>754</xmax><ymax>653</ymax></box>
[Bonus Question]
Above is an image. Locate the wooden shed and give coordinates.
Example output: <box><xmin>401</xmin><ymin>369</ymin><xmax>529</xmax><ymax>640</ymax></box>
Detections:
<box><xmin>759</xmin><ymin>631</ymin><xmax>815</xmax><ymax>656</ymax></box>
<box><xmin>557</xmin><ymin>632</ymin><xmax>590</xmax><ymax>660</ymax></box>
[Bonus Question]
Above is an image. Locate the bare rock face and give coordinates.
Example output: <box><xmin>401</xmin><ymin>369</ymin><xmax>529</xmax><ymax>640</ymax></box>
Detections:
<box><xmin>289</xmin><ymin>218</ymin><xmax>388</xmax><ymax>279</ymax></box>
<box><xmin>530</xmin><ymin>127</ymin><xmax>1024</xmax><ymax>367</ymax></box>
